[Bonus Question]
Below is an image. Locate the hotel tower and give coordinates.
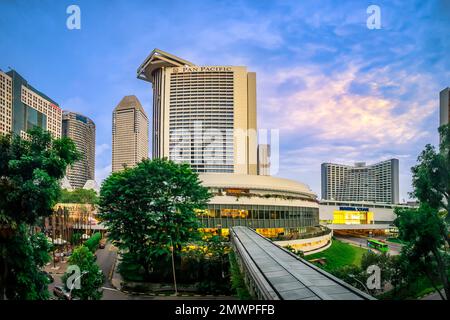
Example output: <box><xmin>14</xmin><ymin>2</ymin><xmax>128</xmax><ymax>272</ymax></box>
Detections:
<box><xmin>62</xmin><ymin>111</ymin><xmax>96</xmax><ymax>188</ymax></box>
<box><xmin>112</xmin><ymin>95</ymin><xmax>149</xmax><ymax>172</ymax></box>
<box><xmin>321</xmin><ymin>159</ymin><xmax>400</xmax><ymax>204</ymax></box>
<box><xmin>137</xmin><ymin>49</ymin><xmax>257</xmax><ymax>174</ymax></box>
<box><xmin>0</xmin><ymin>69</ymin><xmax>61</xmax><ymax>138</ymax></box>
<box><xmin>134</xmin><ymin>49</ymin><xmax>327</xmax><ymax>249</ymax></box>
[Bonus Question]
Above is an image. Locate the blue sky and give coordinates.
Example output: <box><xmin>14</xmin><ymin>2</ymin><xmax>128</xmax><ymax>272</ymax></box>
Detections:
<box><xmin>1</xmin><ymin>0</ymin><xmax>449</xmax><ymax>201</ymax></box>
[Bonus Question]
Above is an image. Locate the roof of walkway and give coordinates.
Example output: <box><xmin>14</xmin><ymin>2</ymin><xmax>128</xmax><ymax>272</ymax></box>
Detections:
<box><xmin>231</xmin><ymin>226</ymin><xmax>375</xmax><ymax>300</ymax></box>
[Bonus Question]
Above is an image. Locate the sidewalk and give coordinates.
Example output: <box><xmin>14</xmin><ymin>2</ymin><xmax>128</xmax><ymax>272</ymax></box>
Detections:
<box><xmin>44</xmin><ymin>258</ymin><xmax>70</xmax><ymax>275</ymax></box>
<box><xmin>110</xmin><ymin>250</ymin><xmax>123</xmax><ymax>291</ymax></box>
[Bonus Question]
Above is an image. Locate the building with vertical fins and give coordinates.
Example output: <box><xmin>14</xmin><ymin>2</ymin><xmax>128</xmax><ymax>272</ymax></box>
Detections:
<box><xmin>112</xmin><ymin>95</ymin><xmax>149</xmax><ymax>172</ymax></box>
<box><xmin>0</xmin><ymin>69</ymin><xmax>61</xmax><ymax>138</ymax></box>
<box><xmin>136</xmin><ymin>48</ymin><xmax>257</xmax><ymax>174</ymax></box>
<box><xmin>257</xmin><ymin>144</ymin><xmax>270</xmax><ymax>176</ymax></box>
<box><xmin>321</xmin><ymin>159</ymin><xmax>399</xmax><ymax>204</ymax></box>
<box><xmin>62</xmin><ymin>111</ymin><xmax>96</xmax><ymax>188</ymax></box>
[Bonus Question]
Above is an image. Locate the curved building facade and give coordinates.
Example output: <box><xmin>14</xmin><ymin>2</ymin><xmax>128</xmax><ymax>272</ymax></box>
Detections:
<box><xmin>198</xmin><ymin>174</ymin><xmax>321</xmax><ymax>238</ymax></box>
<box><xmin>62</xmin><ymin>111</ymin><xmax>95</xmax><ymax>189</ymax></box>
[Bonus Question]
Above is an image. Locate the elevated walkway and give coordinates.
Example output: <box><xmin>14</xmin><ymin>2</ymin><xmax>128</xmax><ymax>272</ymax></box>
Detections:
<box><xmin>231</xmin><ymin>226</ymin><xmax>375</xmax><ymax>300</ymax></box>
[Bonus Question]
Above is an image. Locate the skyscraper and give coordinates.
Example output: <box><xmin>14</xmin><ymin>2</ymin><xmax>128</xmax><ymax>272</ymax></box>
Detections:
<box><xmin>321</xmin><ymin>159</ymin><xmax>399</xmax><ymax>204</ymax></box>
<box><xmin>0</xmin><ymin>69</ymin><xmax>61</xmax><ymax>138</ymax></box>
<box><xmin>62</xmin><ymin>111</ymin><xmax>96</xmax><ymax>189</ymax></box>
<box><xmin>112</xmin><ymin>95</ymin><xmax>149</xmax><ymax>172</ymax></box>
<box><xmin>137</xmin><ymin>48</ymin><xmax>257</xmax><ymax>174</ymax></box>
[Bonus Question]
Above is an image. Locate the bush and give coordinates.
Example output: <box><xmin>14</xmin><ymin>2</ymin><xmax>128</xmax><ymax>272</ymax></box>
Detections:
<box><xmin>118</xmin><ymin>253</ymin><xmax>146</xmax><ymax>282</ymax></box>
<box><xmin>70</xmin><ymin>232</ymin><xmax>82</xmax><ymax>245</ymax></box>
<box><xmin>59</xmin><ymin>188</ymin><xmax>98</xmax><ymax>204</ymax></box>
<box><xmin>85</xmin><ymin>232</ymin><xmax>101</xmax><ymax>252</ymax></box>
<box><xmin>229</xmin><ymin>251</ymin><xmax>252</xmax><ymax>299</ymax></box>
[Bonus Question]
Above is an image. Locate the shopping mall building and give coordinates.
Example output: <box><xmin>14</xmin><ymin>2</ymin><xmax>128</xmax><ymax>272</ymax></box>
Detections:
<box><xmin>198</xmin><ymin>174</ymin><xmax>332</xmax><ymax>254</ymax></box>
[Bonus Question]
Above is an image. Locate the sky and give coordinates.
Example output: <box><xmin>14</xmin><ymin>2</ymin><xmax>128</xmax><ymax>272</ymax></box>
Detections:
<box><xmin>1</xmin><ymin>0</ymin><xmax>449</xmax><ymax>201</ymax></box>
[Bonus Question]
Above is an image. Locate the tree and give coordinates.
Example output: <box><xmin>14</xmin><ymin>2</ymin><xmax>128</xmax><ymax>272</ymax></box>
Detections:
<box><xmin>394</xmin><ymin>204</ymin><xmax>449</xmax><ymax>300</ymax></box>
<box><xmin>0</xmin><ymin>127</ymin><xmax>80</xmax><ymax>224</ymax></box>
<box><xmin>62</xmin><ymin>245</ymin><xmax>104</xmax><ymax>300</ymax></box>
<box><xmin>411</xmin><ymin>124</ymin><xmax>450</xmax><ymax>228</ymax></box>
<box><xmin>99</xmin><ymin>158</ymin><xmax>211</xmax><ymax>278</ymax></box>
<box><xmin>59</xmin><ymin>188</ymin><xmax>98</xmax><ymax>204</ymax></box>
<box><xmin>0</xmin><ymin>127</ymin><xmax>79</xmax><ymax>299</ymax></box>
<box><xmin>84</xmin><ymin>232</ymin><xmax>101</xmax><ymax>253</ymax></box>
<box><xmin>3</xmin><ymin>225</ymin><xmax>52</xmax><ymax>300</ymax></box>
<box><xmin>360</xmin><ymin>250</ymin><xmax>395</xmax><ymax>293</ymax></box>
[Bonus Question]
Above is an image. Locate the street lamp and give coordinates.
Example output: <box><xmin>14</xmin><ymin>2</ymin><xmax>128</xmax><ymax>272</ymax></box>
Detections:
<box><xmin>170</xmin><ymin>237</ymin><xmax>178</xmax><ymax>296</ymax></box>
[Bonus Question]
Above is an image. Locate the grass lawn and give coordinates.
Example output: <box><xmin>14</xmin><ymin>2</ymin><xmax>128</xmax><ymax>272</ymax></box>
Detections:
<box><xmin>306</xmin><ymin>239</ymin><xmax>368</xmax><ymax>272</ymax></box>
<box><xmin>377</xmin><ymin>276</ymin><xmax>444</xmax><ymax>300</ymax></box>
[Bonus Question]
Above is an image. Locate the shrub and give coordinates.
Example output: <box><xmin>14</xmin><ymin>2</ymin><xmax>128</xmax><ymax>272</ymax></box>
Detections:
<box><xmin>85</xmin><ymin>232</ymin><xmax>101</xmax><ymax>252</ymax></box>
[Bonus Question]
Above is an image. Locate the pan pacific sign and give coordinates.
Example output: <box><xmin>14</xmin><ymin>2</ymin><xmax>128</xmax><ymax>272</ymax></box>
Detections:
<box><xmin>172</xmin><ymin>66</ymin><xmax>233</xmax><ymax>73</ymax></box>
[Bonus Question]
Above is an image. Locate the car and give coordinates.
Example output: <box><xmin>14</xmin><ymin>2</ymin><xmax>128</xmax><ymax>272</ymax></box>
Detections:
<box><xmin>53</xmin><ymin>286</ymin><xmax>71</xmax><ymax>300</ymax></box>
<box><xmin>98</xmin><ymin>242</ymin><xmax>105</xmax><ymax>249</ymax></box>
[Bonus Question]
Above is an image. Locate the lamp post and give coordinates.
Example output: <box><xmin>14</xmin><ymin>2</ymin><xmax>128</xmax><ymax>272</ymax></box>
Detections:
<box><xmin>52</xmin><ymin>213</ymin><xmax>56</xmax><ymax>268</ymax></box>
<box><xmin>170</xmin><ymin>237</ymin><xmax>178</xmax><ymax>296</ymax></box>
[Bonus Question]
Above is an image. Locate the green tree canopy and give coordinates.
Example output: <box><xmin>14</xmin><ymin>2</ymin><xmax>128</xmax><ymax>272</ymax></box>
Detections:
<box><xmin>0</xmin><ymin>127</ymin><xmax>80</xmax><ymax>225</ymax></box>
<box><xmin>85</xmin><ymin>232</ymin><xmax>102</xmax><ymax>253</ymax></box>
<box><xmin>403</xmin><ymin>123</ymin><xmax>450</xmax><ymax>300</ymax></box>
<box><xmin>411</xmin><ymin>124</ymin><xmax>450</xmax><ymax>224</ymax></box>
<box><xmin>62</xmin><ymin>245</ymin><xmax>104</xmax><ymax>300</ymax></box>
<box><xmin>394</xmin><ymin>204</ymin><xmax>449</xmax><ymax>300</ymax></box>
<box><xmin>58</xmin><ymin>188</ymin><xmax>98</xmax><ymax>204</ymax></box>
<box><xmin>0</xmin><ymin>127</ymin><xmax>79</xmax><ymax>300</ymax></box>
<box><xmin>3</xmin><ymin>225</ymin><xmax>52</xmax><ymax>300</ymax></box>
<box><xmin>98</xmin><ymin>158</ymin><xmax>211</xmax><ymax>276</ymax></box>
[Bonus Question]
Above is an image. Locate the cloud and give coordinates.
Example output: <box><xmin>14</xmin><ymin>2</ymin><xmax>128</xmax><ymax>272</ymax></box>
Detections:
<box><xmin>258</xmin><ymin>62</ymin><xmax>437</xmax><ymax>147</ymax></box>
<box><xmin>96</xmin><ymin>164</ymin><xmax>111</xmax><ymax>186</ymax></box>
<box><xmin>95</xmin><ymin>143</ymin><xmax>110</xmax><ymax>157</ymax></box>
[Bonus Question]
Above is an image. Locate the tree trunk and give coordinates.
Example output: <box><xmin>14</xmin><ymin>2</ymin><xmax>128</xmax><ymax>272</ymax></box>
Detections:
<box><xmin>432</xmin><ymin>248</ymin><xmax>449</xmax><ymax>300</ymax></box>
<box><xmin>424</xmin><ymin>268</ymin><xmax>445</xmax><ymax>300</ymax></box>
<box><xmin>0</xmin><ymin>248</ymin><xmax>7</xmax><ymax>300</ymax></box>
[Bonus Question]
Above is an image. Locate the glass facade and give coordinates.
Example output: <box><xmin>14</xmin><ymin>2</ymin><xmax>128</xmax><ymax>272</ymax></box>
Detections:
<box><xmin>198</xmin><ymin>204</ymin><xmax>319</xmax><ymax>230</ymax></box>
<box><xmin>25</xmin><ymin>105</ymin><xmax>47</xmax><ymax>131</ymax></box>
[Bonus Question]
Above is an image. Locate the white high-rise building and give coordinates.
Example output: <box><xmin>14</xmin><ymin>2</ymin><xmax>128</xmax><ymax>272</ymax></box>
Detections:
<box><xmin>137</xmin><ymin>48</ymin><xmax>257</xmax><ymax>174</ymax></box>
<box><xmin>321</xmin><ymin>159</ymin><xmax>399</xmax><ymax>204</ymax></box>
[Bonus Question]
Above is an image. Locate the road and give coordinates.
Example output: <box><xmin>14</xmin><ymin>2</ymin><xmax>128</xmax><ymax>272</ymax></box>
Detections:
<box><xmin>95</xmin><ymin>242</ymin><xmax>131</xmax><ymax>300</ymax></box>
<box><xmin>335</xmin><ymin>235</ymin><xmax>403</xmax><ymax>255</ymax></box>
<box><xmin>422</xmin><ymin>289</ymin><xmax>446</xmax><ymax>300</ymax></box>
<box><xmin>48</xmin><ymin>241</ymin><xmax>235</xmax><ymax>300</ymax></box>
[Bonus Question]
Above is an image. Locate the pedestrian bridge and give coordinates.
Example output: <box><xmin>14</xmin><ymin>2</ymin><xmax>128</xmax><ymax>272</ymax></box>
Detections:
<box><xmin>230</xmin><ymin>226</ymin><xmax>375</xmax><ymax>300</ymax></box>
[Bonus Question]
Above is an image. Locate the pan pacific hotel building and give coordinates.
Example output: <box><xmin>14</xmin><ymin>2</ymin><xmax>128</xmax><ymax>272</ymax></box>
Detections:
<box><xmin>137</xmin><ymin>49</ymin><xmax>331</xmax><ymax>254</ymax></box>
